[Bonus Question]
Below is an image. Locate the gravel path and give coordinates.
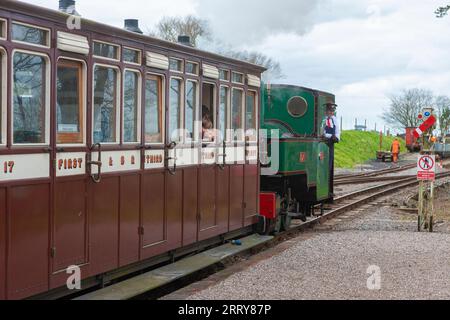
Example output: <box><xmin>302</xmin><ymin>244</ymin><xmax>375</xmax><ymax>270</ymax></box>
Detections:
<box><xmin>186</xmin><ymin>231</ymin><xmax>450</xmax><ymax>300</ymax></box>
<box><xmin>160</xmin><ymin>154</ymin><xmax>450</xmax><ymax>300</ymax></box>
<box><xmin>169</xmin><ymin>180</ymin><xmax>450</xmax><ymax>300</ymax></box>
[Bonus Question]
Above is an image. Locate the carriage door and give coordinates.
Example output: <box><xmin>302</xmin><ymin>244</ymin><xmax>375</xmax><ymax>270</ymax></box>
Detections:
<box><xmin>244</xmin><ymin>90</ymin><xmax>259</xmax><ymax>226</ymax></box>
<box><xmin>199</xmin><ymin>82</ymin><xmax>219</xmax><ymax>240</ymax></box>
<box><xmin>52</xmin><ymin>58</ymin><xmax>89</xmax><ymax>279</ymax></box>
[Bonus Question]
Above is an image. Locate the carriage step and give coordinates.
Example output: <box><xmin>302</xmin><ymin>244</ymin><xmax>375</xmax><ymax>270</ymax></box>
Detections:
<box><xmin>74</xmin><ymin>234</ymin><xmax>273</xmax><ymax>300</ymax></box>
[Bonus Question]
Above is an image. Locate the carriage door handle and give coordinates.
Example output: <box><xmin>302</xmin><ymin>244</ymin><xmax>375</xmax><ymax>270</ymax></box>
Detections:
<box><xmin>87</xmin><ymin>143</ymin><xmax>102</xmax><ymax>183</ymax></box>
<box><xmin>165</xmin><ymin>141</ymin><xmax>177</xmax><ymax>175</ymax></box>
<box><xmin>217</xmin><ymin>141</ymin><xmax>227</xmax><ymax>171</ymax></box>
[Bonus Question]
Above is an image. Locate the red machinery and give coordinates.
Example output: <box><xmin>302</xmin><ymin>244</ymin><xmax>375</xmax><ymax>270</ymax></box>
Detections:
<box><xmin>405</xmin><ymin>127</ymin><xmax>421</xmax><ymax>152</ymax></box>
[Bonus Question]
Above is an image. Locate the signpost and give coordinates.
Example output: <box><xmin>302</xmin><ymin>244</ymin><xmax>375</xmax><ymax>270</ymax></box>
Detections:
<box><xmin>414</xmin><ymin>108</ymin><xmax>437</xmax><ymax>232</ymax></box>
<box><xmin>417</xmin><ymin>155</ymin><xmax>436</xmax><ymax>181</ymax></box>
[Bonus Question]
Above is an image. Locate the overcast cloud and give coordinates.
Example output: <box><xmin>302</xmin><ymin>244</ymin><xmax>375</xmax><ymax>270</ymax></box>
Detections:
<box><xmin>19</xmin><ymin>0</ymin><xmax>450</xmax><ymax>131</ymax></box>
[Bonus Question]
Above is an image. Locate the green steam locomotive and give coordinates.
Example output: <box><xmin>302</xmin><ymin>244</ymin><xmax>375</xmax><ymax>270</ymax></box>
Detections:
<box><xmin>259</xmin><ymin>84</ymin><xmax>337</xmax><ymax>233</ymax></box>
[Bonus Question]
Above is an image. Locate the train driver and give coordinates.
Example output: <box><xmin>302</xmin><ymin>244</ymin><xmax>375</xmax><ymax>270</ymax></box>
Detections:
<box><xmin>323</xmin><ymin>103</ymin><xmax>340</xmax><ymax>198</ymax></box>
<box><xmin>323</xmin><ymin>103</ymin><xmax>340</xmax><ymax>143</ymax></box>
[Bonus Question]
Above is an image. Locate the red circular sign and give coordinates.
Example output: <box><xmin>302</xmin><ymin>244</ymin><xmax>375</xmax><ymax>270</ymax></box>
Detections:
<box><xmin>419</xmin><ymin>156</ymin><xmax>434</xmax><ymax>171</ymax></box>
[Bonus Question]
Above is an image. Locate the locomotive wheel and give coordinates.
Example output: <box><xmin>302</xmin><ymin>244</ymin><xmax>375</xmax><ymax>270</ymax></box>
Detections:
<box><xmin>264</xmin><ymin>215</ymin><xmax>282</xmax><ymax>235</ymax></box>
<box><xmin>281</xmin><ymin>214</ymin><xmax>292</xmax><ymax>231</ymax></box>
<box><xmin>273</xmin><ymin>215</ymin><xmax>282</xmax><ymax>234</ymax></box>
<box><xmin>272</xmin><ymin>196</ymin><xmax>283</xmax><ymax>234</ymax></box>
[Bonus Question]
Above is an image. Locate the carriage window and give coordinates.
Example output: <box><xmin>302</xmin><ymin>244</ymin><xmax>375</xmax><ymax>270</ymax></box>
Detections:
<box><xmin>0</xmin><ymin>20</ymin><xmax>6</xmax><ymax>39</ymax></box>
<box><xmin>185</xmin><ymin>80</ymin><xmax>198</xmax><ymax>142</ymax></box>
<box><xmin>57</xmin><ymin>60</ymin><xmax>83</xmax><ymax>144</ymax></box>
<box><xmin>145</xmin><ymin>75</ymin><xmax>163</xmax><ymax>144</ymax></box>
<box><xmin>13</xmin><ymin>52</ymin><xmax>48</xmax><ymax>144</ymax></box>
<box><xmin>12</xmin><ymin>22</ymin><xmax>49</xmax><ymax>47</ymax></box>
<box><xmin>93</xmin><ymin>41</ymin><xmax>120</xmax><ymax>60</ymax></box>
<box><xmin>169</xmin><ymin>58</ymin><xmax>183</xmax><ymax>72</ymax></box>
<box><xmin>93</xmin><ymin>65</ymin><xmax>119</xmax><ymax>143</ymax></box>
<box><xmin>123</xmin><ymin>70</ymin><xmax>140</xmax><ymax>143</ymax></box>
<box><xmin>232</xmin><ymin>72</ymin><xmax>244</xmax><ymax>84</ymax></box>
<box><xmin>231</xmin><ymin>88</ymin><xmax>244</xmax><ymax>141</ymax></box>
<box><xmin>246</xmin><ymin>91</ymin><xmax>257</xmax><ymax>141</ymax></box>
<box><xmin>220</xmin><ymin>70</ymin><xmax>229</xmax><ymax>81</ymax></box>
<box><xmin>186</xmin><ymin>62</ymin><xmax>198</xmax><ymax>75</ymax></box>
<box><xmin>123</xmin><ymin>48</ymin><xmax>141</xmax><ymax>64</ymax></box>
<box><xmin>169</xmin><ymin>78</ymin><xmax>182</xmax><ymax>142</ymax></box>
<box><xmin>219</xmin><ymin>87</ymin><xmax>229</xmax><ymax>142</ymax></box>
<box><xmin>0</xmin><ymin>50</ymin><xmax>4</xmax><ymax>145</ymax></box>
<box><xmin>202</xmin><ymin>83</ymin><xmax>216</xmax><ymax>143</ymax></box>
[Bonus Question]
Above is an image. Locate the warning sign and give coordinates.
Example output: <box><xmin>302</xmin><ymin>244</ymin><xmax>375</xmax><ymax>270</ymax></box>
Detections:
<box><xmin>417</xmin><ymin>155</ymin><xmax>436</xmax><ymax>181</ymax></box>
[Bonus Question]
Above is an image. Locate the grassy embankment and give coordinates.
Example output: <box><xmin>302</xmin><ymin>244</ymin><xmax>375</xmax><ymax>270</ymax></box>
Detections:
<box><xmin>335</xmin><ymin>130</ymin><xmax>406</xmax><ymax>168</ymax></box>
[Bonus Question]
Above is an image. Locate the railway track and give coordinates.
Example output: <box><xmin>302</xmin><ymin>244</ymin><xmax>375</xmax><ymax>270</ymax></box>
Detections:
<box><xmin>334</xmin><ymin>174</ymin><xmax>416</xmax><ymax>185</ymax></box>
<box><xmin>77</xmin><ymin>170</ymin><xmax>450</xmax><ymax>300</ymax></box>
<box><xmin>335</xmin><ymin>160</ymin><xmax>450</xmax><ymax>185</ymax></box>
<box><xmin>311</xmin><ymin>172</ymin><xmax>450</xmax><ymax>227</ymax></box>
<box><xmin>334</xmin><ymin>163</ymin><xmax>416</xmax><ymax>181</ymax></box>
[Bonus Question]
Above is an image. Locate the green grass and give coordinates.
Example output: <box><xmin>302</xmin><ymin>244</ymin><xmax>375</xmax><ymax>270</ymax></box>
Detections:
<box><xmin>335</xmin><ymin>130</ymin><xmax>406</xmax><ymax>169</ymax></box>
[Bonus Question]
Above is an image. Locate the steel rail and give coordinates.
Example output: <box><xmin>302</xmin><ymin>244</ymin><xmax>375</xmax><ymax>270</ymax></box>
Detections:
<box><xmin>334</xmin><ymin>163</ymin><xmax>416</xmax><ymax>180</ymax></box>
<box><xmin>334</xmin><ymin>175</ymin><xmax>416</xmax><ymax>186</ymax></box>
<box><xmin>291</xmin><ymin>171</ymin><xmax>450</xmax><ymax>233</ymax></box>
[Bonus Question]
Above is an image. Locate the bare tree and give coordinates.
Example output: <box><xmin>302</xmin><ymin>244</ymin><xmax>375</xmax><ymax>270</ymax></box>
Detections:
<box><xmin>151</xmin><ymin>15</ymin><xmax>211</xmax><ymax>47</ymax></box>
<box><xmin>436</xmin><ymin>5</ymin><xmax>450</xmax><ymax>17</ymax></box>
<box><xmin>436</xmin><ymin>95</ymin><xmax>450</xmax><ymax>136</ymax></box>
<box><xmin>150</xmin><ymin>17</ymin><xmax>284</xmax><ymax>81</ymax></box>
<box><xmin>382</xmin><ymin>88</ymin><xmax>435</xmax><ymax>129</ymax></box>
<box><xmin>219</xmin><ymin>49</ymin><xmax>284</xmax><ymax>81</ymax></box>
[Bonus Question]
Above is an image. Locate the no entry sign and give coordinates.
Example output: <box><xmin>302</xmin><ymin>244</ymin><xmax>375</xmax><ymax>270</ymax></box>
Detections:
<box><xmin>417</xmin><ymin>155</ymin><xmax>436</xmax><ymax>181</ymax></box>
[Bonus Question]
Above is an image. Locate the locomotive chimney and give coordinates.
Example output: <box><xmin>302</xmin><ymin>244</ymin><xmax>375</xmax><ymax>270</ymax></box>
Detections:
<box><xmin>178</xmin><ymin>35</ymin><xmax>192</xmax><ymax>47</ymax></box>
<box><xmin>124</xmin><ymin>19</ymin><xmax>143</xmax><ymax>34</ymax></box>
<box><xmin>58</xmin><ymin>0</ymin><xmax>80</xmax><ymax>16</ymax></box>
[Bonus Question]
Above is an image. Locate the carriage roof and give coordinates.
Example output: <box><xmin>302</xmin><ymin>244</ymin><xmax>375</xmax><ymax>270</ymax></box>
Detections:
<box><xmin>0</xmin><ymin>0</ymin><xmax>266</xmax><ymax>73</ymax></box>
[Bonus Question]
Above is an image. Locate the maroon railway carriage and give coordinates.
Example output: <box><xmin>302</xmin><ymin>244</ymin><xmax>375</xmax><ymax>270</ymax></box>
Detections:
<box><xmin>0</xmin><ymin>0</ymin><xmax>265</xmax><ymax>299</ymax></box>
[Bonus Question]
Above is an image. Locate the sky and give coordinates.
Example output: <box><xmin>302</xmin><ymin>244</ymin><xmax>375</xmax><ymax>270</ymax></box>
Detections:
<box><xmin>20</xmin><ymin>0</ymin><xmax>450</xmax><ymax>132</ymax></box>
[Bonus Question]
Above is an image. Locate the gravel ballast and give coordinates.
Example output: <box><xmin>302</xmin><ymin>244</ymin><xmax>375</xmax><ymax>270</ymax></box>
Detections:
<box><xmin>179</xmin><ymin>186</ymin><xmax>450</xmax><ymax>300</ymax></box>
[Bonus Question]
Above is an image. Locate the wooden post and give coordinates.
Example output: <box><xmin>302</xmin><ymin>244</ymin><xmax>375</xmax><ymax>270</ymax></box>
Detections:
<box><xmin>418</xmin><ymin>108</ymin><xmax>436</xmax><ymax>232</ymax></box>
<box><xmin>418</xmin><ymin>180</ymin><xmax>424</xmax><ymax>231</ymax></box>
<box><xmin>379</xmin><ymin>131</ymin><xmax>383</xmax><ymax>152</ymax></box>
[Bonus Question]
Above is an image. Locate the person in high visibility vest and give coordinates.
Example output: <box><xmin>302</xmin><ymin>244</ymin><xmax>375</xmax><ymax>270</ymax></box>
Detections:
<box><xmin>391</xmin><ymin>138</ymin><xmax>401</xmax><ymax>163</ymax></box>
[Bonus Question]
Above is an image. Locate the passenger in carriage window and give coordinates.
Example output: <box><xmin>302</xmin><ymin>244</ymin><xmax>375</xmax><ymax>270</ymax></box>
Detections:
<box><xmin>202</xmin><ymin>109</ymin><xmax>215</xmax><ymax>142</ymax></box>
